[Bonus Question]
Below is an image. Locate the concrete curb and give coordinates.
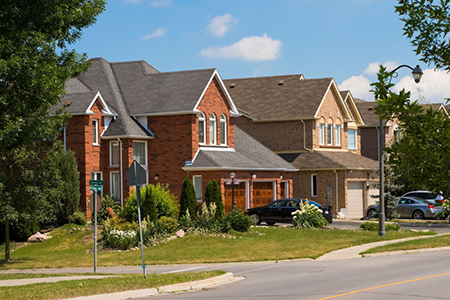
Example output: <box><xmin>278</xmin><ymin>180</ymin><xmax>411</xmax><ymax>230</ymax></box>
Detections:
<box><xmin>64</xmin><ymin>272</ymin><xmax>243</xmax><ymax>300</ymax></box>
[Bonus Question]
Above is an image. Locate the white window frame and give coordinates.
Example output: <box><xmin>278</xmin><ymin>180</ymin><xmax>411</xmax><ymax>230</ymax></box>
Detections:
<box><xmin>109</xmin><ymin>141</ymin><xmax>119</xmax><ymax>166</ymax></box>
<box><xmin>327</xmin><ymin>124</ymin><xmax>333</xmax><ymax>145</ymax></box>
<box><xmin>348</xmin><ymin>129</ymin><xmax>357</xmax><ymax>150</ymax></box>
<box><xmin>199</xmin><ymin>112</ymin><xmax>206</xmax><ymax>145</ymax></box>
<box><xmin>193</xmin><ymin>175</ymin><xmax>202</xmax><ymax>203</ymax></box>
<box><xmin>220</xmin><ymin>114</ymin><xmax>227</xmax><ymax>145</ymax></box>
<box><xmin>110</xmin><ymin>171</ymin><xmax>120</xmax><ymax>203</ymax></box>
<box><xmin>91</xmin><ymin>171</ymin><xmax>103</xmax><ymax>196</ymax></box>
<box><xmin>319</xmin><ymin>123</ymin><xmax>325</xmax><ymax>145</ymax></box>
<box><xmin>92</xmin><ymin>119</ymin><xmax>99</xmax><ymax>146</ymax></box>
<box><xmin>133</xmin><ymin>140</ymin><xmax>148</xmax><ymax>183</ymax></box>
<box><xmin>311</xmin><ymin>174</ymin><xmax>317</xmax><ymax>197</ymax></box>
<box><xmin>335</xmin><ymin>124</ymin><xmax>341</xmax><ymax>146</ymax></box>
<box><xmin>209</xmin><ymin>113</ymin><xmax>217</xmax><ymax>145</ymax></box>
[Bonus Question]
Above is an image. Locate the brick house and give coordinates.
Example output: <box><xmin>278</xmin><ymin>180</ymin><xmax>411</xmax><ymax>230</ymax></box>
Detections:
<box><xmin>60</xmin><ymin>58</ymin><xmax>297</xmax><ymax>217</ymax></box>
<box><xmin>223</xmin><ymin>75</ymin><xmax>379</xmax><ymax>219</ymax></box>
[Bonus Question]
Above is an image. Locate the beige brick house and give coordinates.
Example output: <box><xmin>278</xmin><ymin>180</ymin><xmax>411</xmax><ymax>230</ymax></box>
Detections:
<box><xmin>223</xmin><ymin>75</ymin><xmax>379</xmax><ymax>219</ymax></box>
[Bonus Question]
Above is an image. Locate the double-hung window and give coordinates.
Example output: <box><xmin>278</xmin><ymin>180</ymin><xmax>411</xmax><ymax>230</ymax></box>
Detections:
<box><xmin>110</xmin><ymin>171</ymin><xmax>120</xmax><ymax>203</ymax></box>
<box><xmin>199</xmin><ymin>113</ymin><xmax>206</xmax><ymax>145</ymax></box>
<box><xmin>348</xmin><ymin>129</ymin><xmax>357</xmax><ymax>149</ymax></box>
<box><xmin>335</xmin><ymin>124</ymin><xmax>341</xmax><ymax>146</ymax></box>
<box><xmin>110</xmin><ymin>141</ymin><xmax>119</xmax><ymax>166</ymax></box>
<box><xmin>220</xmin><ymin>114</ymin><xmax>227</xmax><ymax>145</ymax></box>
<box><xmin>133</xmin><ymin>141</ymin><xmax>148</xmax><ymax>183</ymax></box>
<box><xmin>327</xmin><ymin>124</ymin><xmax>333</xmax><ymax>145</ymax></box>
<box><xmin>209</xmin><ymin>113</ymin><xmax>217</xmax><ymax>145</ymax></box>
<box><xmin>193</xmin><ymin>176</ymin><xmax>202</xmax><ymax>202</ymax></box>
<box><xmin>311</xmin><ymin>175</ymin><xmax>317</xmax><ymax>197</ymax></box>
<box><xmin>319</xmin><ymin>123</ymin><xmax>325</xmax><ymax>145</ymax></box>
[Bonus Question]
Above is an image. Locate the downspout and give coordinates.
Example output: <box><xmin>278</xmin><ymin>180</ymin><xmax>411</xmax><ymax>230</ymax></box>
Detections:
<box><xmin>118</xmin><ymin>138</ymin><xmax>123</xmax><ymax>208</ymax></box>
<box><xmin>301</xmin><ymin>119</ymin><xmax>313</xmax><ymax>153</ymax></box>
<box><xmin>63</xmin><ymin>127</ymin><xmax>67</xmax><ymax>151</ymax></box>
<box><xmin>334</xmin><ymin>169</ymin><xmax>339</xmax><ymax>218</ymax></box>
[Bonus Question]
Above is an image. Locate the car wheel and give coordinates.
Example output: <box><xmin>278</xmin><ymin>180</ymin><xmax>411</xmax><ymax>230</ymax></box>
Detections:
<box><xmin>251</xmin><ymin>214</ymin><xmax>261</xmax><ymax>225</ymax></box>
<box><xmin>367</xmin><ymin>209</ymin><xmax>377</xmax><ymax>219</ymax></box>
<box><xmin>266</xmin><ymin>222</ymin><xmax>276</xmax><ymax>226</ymax></box>
<box><xmin>413</xmin><ymin>210</ymin><xmax>425</xmax><ymax>220</ymax></box>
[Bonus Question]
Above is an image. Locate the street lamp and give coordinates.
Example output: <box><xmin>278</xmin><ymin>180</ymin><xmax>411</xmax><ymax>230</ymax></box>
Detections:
<box><xmin>230</xmin><ymin>172</ymin><xmax>236</xmax><ymax>210</ymax></box>
<box><xmin>378</xmin><ymin>64</ymin><xmax>423</xmax><ymax>237</ymax></box>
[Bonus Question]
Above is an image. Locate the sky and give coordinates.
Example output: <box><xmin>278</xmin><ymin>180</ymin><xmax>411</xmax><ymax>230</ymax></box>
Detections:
<box><xmin>72</xmin><ymin>0</ymin><xmax>450</xmax><ymax>104</ymax></box>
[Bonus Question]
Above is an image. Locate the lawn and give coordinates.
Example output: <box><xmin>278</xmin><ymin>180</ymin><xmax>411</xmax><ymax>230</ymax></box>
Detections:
<box><xmin>0</xmin><ymin>224</ymin><xmax>433</xmax><ymax>269</ymax></box>
<box><xmin>362</xmin><ymin>234</ymin><xmax>450</xmax><ymax>255</ymax></box>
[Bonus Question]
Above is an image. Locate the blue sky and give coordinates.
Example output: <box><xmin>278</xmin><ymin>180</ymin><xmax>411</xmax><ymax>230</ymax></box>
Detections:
<box><xmin>72</xmin><ymin>0</ymin><xmax>450</xmax><ymax>103</ymax></box>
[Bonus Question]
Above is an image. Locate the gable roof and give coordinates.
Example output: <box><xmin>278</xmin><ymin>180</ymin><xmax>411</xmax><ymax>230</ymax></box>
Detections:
<box><xmin>340</xmin><ymin>91</ymin><xmax>365</xmax><ymax>125</ymax></box>
<box><xmin>279</xmin><ymin>150</ymin><xmax>378</xmax><ymax>170</ymax></box>
<box><xmin>354</xmin><ymin>98</ymin><xmax>388</xmax><ymax>127</ymax></box>
<box><xmin>184</xmin><ymin>126</ymin><xmax>297</xmax><ymax>171</ymax></box>
<box><xmin>223</xmin><ymin>75</ymin><xmax>352</xmax><ymax>122</ymax></box>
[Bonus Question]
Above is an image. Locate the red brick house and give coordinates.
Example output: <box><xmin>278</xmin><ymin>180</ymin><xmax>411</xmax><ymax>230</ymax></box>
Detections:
<box><xmin>223</xmin><ymin>75</ymin><xmax>379</xmax><ymax>219</ymax></box>
<box><xmin>61</xmin><ymin>58</ymin><xmax>297</xmax><ymax>217</ymax></box>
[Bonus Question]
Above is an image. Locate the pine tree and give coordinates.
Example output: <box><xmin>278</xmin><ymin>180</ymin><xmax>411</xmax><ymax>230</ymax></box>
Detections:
<box><xmin>179</xmin><ymin>176</ymin><xmax>197</xmax><ymax>219</ymax></box>
<box><xmin>204</xmin><ymin>180</ymin><xmax>224</xmax><ymax>219</ymax></box>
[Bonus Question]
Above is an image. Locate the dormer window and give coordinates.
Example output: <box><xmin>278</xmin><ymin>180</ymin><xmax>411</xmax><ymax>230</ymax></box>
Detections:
<box><xmin>199</xmin><ymin>112</ymin><xmax>206</xmax><ymax>145</ymax></box>
<box><xmin>209</xmin><ymin>113</ymin><xmax>217</xmax><ymax>145</ymax></box>
<box><xmin>220</xmin><ymin>114</ymin><xmax>227</xmax><ymax>145</ymax></box>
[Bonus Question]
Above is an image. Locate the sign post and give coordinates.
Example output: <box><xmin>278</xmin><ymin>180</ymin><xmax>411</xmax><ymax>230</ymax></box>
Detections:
<box><xmin>127</xmin><ymin>160</ymin><xmax>147</xmax><ymax>279</ymax></box>
<box><xmin>89</xmin><ymin>180</ymin><xmax>103</xmax><ymax>273</ymax></box>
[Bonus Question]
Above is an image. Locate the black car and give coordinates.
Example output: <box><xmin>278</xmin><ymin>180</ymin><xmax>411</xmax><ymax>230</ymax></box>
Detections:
<box><xmin>245</xmin><ymin>198</ymin><xmax>333</xmax><ymax>225</ymax></box>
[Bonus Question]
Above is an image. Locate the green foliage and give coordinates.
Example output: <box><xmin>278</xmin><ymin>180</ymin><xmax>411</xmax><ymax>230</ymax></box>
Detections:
<box><xmin>370</xmin><ymin>166</ymin><xmax>401</xmax><ymax>221</ymax></box>
<box><xmin>152</xmin><ymin>183</ymin><xmax>179</xmax><ymax>219</ymax></box>
<box><xmin>101</xmin><ymin>216</ymin><xmax>139</xmax><ymax>250</ymax></box>
<box><xmin>396</xmin><ymin>0</ymin><xmax>450</xmax><ymax>71</ymax></box>
<box><xmin>371</xmin><ymin>65</ymin><xmax>450</xmax><ymax>196</ymax></box>
<box><xmin>13</xmin><ymin>220</ymin><xmax>41</xmax><ymax>242</ymax></box>
<box><xmin>222</xmin><ymin>209</ymin><xmax>253</xmax><ymax>232</ymax></box>
<box><xmin>67</xmin><ymin>211</ymin><xmax>87</xmax><ymax>226</ymax></box>
<box><xmin>292</xmin><ymin>200</ymin><xmax>328</xmax><ymax>229</ymax></box>
<box><xmin>360</xmin><ymin>222</ymin><xmax>401</xmax><ymax>231</ymax></box>
<box><xmin>158</xmin><ymin>216</ymin><xmax>179</xmax><ymax>235</ymax></box>
<box><xmin>97</xmin><ymin>195</ymin><xmax>121</xmax><ymax>224</ymax></box>
<box><xmin>0</xmin><ymin>0</ymin><xmax>106</xmax><ymax>261</ymax></box>
<box><xmin>121</xmin><ymin>185</ymin><xmax>157</xmax><ymax>223</ymax></box>
<box><xmin>53</xmin><ymin>149</ymin><xmax>81</xmax><ymax>225</ymax></box>
<box><xmin>204</xmin><ymin>180</ymin><xmax>224</xmax><ymax>219</ymax></box>
<box><xmin>179</xmin><ymin>176</ymin><xmax>197</xmax><ymax>219</ymax></box>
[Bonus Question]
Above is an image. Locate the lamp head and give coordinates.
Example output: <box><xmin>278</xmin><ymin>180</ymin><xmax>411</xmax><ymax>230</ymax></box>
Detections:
<box><xmin>412</xmin><ymin>65</ymin><xmax>423</xmax><ymax>83</ymax></box>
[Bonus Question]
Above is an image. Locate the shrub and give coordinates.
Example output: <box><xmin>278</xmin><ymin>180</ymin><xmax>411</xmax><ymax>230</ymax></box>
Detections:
<box><xmin>158</xmin><ymin>216</ymin><xmax>179</xmax><ymax>235</ymax></box>
<box><xmin>360</xmin><ymin>222</ymin><xmax>400</xmax><ymax>231</ymax></box>
<box><xmin>67</xmin><ymin>211</ymin><xmax>87</xmax><ymax>226</ymax></box>
<box><xmin>179</xmin><ymin>176</ymin><xmax>197</xmax><ymax>219</ymax></box>
<box><xmin>292</xmin><ymin>200</ymin><xmax>328</xmax><ymax>229</ymax></box>
<box><xmin>101</xmin><ymin>216</ymin><xmax>139</xmax><ymax>250</ymax></box>
<box><xmin>97</xmin><ymin>195</ymin><xmax>121</xmax><ymax>224</ymax></box>
<box><xmin>204</xmin><ymin>180</ymin><xmax>224</xmax><ymax>219</ymax></box>
<box><xmin>13</xmin><ymin>220</ymin><xmax>41</xmax><ymax>241</ymax></box>
<box><xmin>152</xmin><ymin>183</ymin><xmax>179</xmax><ymax>218</ymax></box>
<box><xmin>222</xmin><ymin>209</ymin><xmax>253</xmax><ymax>232</ymax></box>
<box><xmin>121</xmin><ymin>185</ymin><xmax>157</xmax><ymax>223</ymax></box>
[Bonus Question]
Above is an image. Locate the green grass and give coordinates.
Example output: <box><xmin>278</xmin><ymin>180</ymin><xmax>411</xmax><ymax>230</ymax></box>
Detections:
<box><xmin>362</xmin><ymin>234</ymin><xmax>450</xmax><ymax>254</ymax></box>
<box><xmin>0</xmin><ymin>273</ymin><xmax>94</xmax><ymax>280</ymax></box>
<box><xmin>0</xmin><ymin>271</ymin><xmax>225</xmax><ymax>300</ymax></box>
<box><xmin>0</xmin><ymin>225</ymin><xmax>433</xmax><ymax>269</ymax></box>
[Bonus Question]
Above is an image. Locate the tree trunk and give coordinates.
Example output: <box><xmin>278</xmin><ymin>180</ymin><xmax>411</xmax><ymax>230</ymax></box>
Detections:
<box><xmin>5</xmin><ymin>214</ymin><xmax>10</xmax><ymax>262</ymax></box>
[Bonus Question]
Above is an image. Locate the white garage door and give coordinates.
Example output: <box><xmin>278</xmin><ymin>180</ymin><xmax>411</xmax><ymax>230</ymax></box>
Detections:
<box><xmin>347</xmin><ymin>181</ymin><xmax>364</xmax><ymax>219</ymax></box>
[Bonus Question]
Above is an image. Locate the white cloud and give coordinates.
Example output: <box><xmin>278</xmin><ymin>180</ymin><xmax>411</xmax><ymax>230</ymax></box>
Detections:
<box><xmin>125</xmin><ymin>0</ymin><xmax>142</xmax><ymax>3</ymax></box>
<box><xmin>339</xmin><ymin>75</ymin><xmax>372</xmax><ymax>100</ymax></box>
<box><xmin>141</xmin><ymin>27</ymin><xmax>167</xmax><ymax>40</ymax></box>
<box><xmin>363</xmin><ymin>61</ymin><xmax>398</xmax><ymax>76</ymax></box>
<box><xmin>200</xmin><ymin>34</ymin><xmax>282</xmax><ymax>61</ymax></box>
<box><xmin>150</xmin><ymin>0</ymin><xmax>171</xmax><ymax>7</ymax></box>
<box><xmin>208</xmin><ymin>14</ymin><xmax>238</xmax><ymax>38</ymax></box>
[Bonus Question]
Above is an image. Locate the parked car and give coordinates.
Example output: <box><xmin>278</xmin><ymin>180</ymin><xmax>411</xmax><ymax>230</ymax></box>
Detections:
<box><xmin>364</xmin><ymin>196</ymin><xmax>442</xmax><ymax>220</ymax></box>
<box><xmin>402</xmin><ymin>191</ymin><xmax>444</xmax><ymax>204</ymax></box>
<box><xmin>245</xmin><ymin>198</ymin><xmax>333</xmax><ymax>225</ymax></box>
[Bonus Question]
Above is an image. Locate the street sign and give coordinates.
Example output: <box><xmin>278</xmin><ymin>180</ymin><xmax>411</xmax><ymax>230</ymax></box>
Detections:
<box><xmin>127</xmin><ymin>160</ymin><xmax>147</xmax><ymax>186</ymax></box>
<box><xmin>88</xmin><ymin>192</ymin><xmax>102</xmax><ymax>213</ymax></box>
<box><xmin>89</xmin><ymin>180</ymin><xmax>103</xmax><ymax>186</ymax></box>
<box><xmin>89</xmin><ymin>186</ymin><xmax>103</xmax><ymax>191</ymax></box>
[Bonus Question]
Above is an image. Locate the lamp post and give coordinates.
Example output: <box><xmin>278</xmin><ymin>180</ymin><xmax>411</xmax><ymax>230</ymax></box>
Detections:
<box><xmin>378</xmin><ymin>64</ymin><xmax>423</xmax><ymax>237</ymax></box>
<box><xmin>230</xmin><ymin>172</ymin><xmax>236</xmax><ymax>210</ymax></box>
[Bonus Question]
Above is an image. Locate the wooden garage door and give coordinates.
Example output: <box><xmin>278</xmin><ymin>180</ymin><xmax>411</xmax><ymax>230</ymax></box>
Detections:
<box><xmin>253</xmin><ymin>182</ymin><xmax>274</xmax><ymax>207</ymax></box>
<box><xmin>224</xmin><ymin>182</ymin><xmax>246</xmax><ymax>212</ymax></box>
<box><xmin>347</xmin><ymin>181</ymin><xmax>364</xmax><ymax>219</ymax></box>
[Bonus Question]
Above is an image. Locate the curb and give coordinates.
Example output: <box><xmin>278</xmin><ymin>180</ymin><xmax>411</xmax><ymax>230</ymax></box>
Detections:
<box><xmin>64</xmin><ymin>272</ymin><xmax>243</xmax><ymax>300</ymax></box>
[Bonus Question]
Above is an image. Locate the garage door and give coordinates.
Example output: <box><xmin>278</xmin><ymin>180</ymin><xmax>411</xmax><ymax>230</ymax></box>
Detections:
<box><xmin>224</xmin><ymin>182</ymin><xmax>246</xmax><ymax>212</ymax></box>
<box><xmin>347</xmin><ymin>181</ymin><xmax>364</xmax><ymax>219</ymax></box>
<box><xmin>253</xmin><ymin>182</ymin><xmax>274</xmax><ymax>207</ymax></box>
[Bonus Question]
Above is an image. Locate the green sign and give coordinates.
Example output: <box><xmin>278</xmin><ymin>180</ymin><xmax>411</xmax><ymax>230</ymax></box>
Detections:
<box><xmin>89</xmin><ymin>180</ymin><xmax>103</xmax><ymax>186</ymax></box>
<box><xmin>89</xmin><ymin>186</ymin><xmax>103</xmax><ymax>191</ymax></box>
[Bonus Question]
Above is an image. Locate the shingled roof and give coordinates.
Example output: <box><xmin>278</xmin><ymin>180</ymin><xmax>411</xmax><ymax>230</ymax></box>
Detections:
<box><xmin>184</xmin><ymin>127</ymin><xmax>298</xmax><ymax>171</ymax></box>
<box><xmin>279</xmin><ymin>150</ymin><xmax>378</xmax><ymax>170</ymax></box>
<box><xmin>353</xmin><ymin>98</ymin><xmax>384</xmax><ymax>127</ymax></box>
<box><xmin>223</xmin><ymin>75</ymin><xmax>339</xmax><ymax>121</ymax></box>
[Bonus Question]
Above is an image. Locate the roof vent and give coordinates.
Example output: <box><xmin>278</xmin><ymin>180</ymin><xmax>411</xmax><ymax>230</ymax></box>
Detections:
<box><xmin>230</xmin><ymin>83</ymin><xmax>236</xmax><ymax>88</ymax></box>
<box><xmin>278</xmin><ymin>80</ymin><xmax>284</xmax><ymax>85</ymax></box>
<box><xmin>368</xmin><ymin>106</ymin><xmax>374</xmax><ymax>111</ymax></box>
<box><xmin>64</xmin><ymin>100</ymin><xmax>72</xmax><ymax>107</ymax></box>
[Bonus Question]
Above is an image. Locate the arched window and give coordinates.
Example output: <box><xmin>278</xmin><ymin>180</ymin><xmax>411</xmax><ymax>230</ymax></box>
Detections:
<box><xmin>209</xmin><ymin>113</ymin><xmax>217</xmax><ymax>145</ymax></box>
<box><xmin>198</xmin><ymin>112</ymin><xmax>206</xmax><ymax>145</ymax></box>
<box><xmin>220</xmin><ymin>114</ymin><xmax>227</xmax><ymax>145</ymax></box>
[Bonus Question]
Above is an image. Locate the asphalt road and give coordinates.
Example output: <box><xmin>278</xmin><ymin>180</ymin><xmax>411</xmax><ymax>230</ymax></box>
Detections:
<box><xmin>131</xmin><ymin>250</ymin><xmax>450</xmax><ymax>300</ymax></box>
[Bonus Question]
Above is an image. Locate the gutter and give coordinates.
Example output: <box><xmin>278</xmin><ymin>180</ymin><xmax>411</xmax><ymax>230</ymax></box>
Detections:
<box><xmin>118</xmin><ymin>137</ymin><xmax>124</xmax><ymax>207</ymax></box>
<box><xmin>334</xmin><ymin>169</ymin><xmax>339</xmax><ymax>217</ymax></box>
